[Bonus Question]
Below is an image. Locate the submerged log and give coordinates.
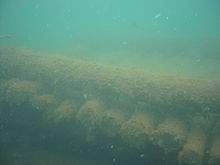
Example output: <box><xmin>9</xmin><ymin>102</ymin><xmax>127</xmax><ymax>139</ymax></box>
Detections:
<box><xmin>0</xmin><ymin>47</ymin><xmax>220</xmax><ymax>165</ymax></box>
<box><xmin>0</xmin><ymin>47</ymin><xmax>219</xmax><ymax>117</ymax></box>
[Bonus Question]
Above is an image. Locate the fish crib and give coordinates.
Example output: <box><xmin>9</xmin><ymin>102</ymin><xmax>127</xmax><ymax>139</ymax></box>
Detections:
<box><xmin>0</xmin><ymin>47</ymin><xmax>220</xmax><ymax>165</ymax></box>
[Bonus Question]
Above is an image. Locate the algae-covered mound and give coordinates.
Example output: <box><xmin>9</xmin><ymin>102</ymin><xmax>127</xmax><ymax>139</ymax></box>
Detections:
<box><xmin>178</xmin><ymin>129</ymin><xmax>206</xmax><ymax>165</ymax></box>
<box><xmin>0</xmin><ymin>46</ymin><xmax>219</xmax><ymax>117</ymax></box>
<box><xmin>101</xmin><ymin>108</ymin><xmax>127</xmax><ymax>138</ymax></box>
<box><xmin>0</xmin><ymin>46</ymin><xmax>220</xmax><ymax>165</ymax></box>
<box><xmin>151</xmin><ymin>119</ymin><xmax>187</xmax><ymax>153</ymax></box>
<box><xmin>76</xmin><ymin>99</ymin><xmax>106</xmax><ymax>134</ymax></box>
<box><xmin>47</xmin><ymin>100</ymin><xmax>78</xmax><ymax>121</ymax></box>
<box><xmin>120</xmin><ymin>113</ymin><xmax>154</xmax><ymax>148</ymax></box>
<box><xmin>0</xmin><ymin>78</ymin><xmax>42</xmax><ymax>105</ymax></box>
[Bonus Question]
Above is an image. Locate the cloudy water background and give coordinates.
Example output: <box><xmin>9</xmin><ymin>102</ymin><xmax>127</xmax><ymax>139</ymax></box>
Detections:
<box><xmin>0</xmin><ymin>0</ymin><xmax>220</xmax><ymax>79</ymax></box>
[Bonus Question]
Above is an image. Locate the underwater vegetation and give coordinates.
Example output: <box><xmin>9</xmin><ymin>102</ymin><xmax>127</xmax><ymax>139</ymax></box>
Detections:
<box><xmin>0</xmin><ymin>47</ymin><xmax>220</xmax><ymax>165</ymax></box>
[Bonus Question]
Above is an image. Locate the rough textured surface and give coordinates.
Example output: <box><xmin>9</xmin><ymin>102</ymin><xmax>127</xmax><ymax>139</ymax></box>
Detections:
<box><xmin>1</xmin><ymin>47</ymin><xmax>220</xmax><ymax>165</ymax></box>
<box><xmin>0</xmin><ymin>47</ymin><xmax>219</xmax><ymax>117</ymax></box>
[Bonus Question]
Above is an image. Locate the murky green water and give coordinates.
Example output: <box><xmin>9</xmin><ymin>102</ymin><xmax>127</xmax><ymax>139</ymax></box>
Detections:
<box><xmin>1</xmin><ymin>0</ymin><xmax>220</xmax><ymax>79</ymax></box>
<box><xmin>0</xmin><ymin>0</ymin><xmax>220</xmax><ymax>165</ymax></box>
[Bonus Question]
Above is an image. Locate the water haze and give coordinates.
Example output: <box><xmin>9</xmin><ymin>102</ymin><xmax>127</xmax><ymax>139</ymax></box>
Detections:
<box><xmin>1</xmin><ymin>0</ymin><xmax>220</xmax><ymax>79</ymax></box>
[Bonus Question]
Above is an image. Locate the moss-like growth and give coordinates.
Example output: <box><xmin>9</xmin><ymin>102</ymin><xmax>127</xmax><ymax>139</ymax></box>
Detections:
<box><xmin>1</xmin><ymin>47</ymin><xmax>220</xmax><ymax>165</ymax></box>
<box><xmin>120</xmin><ymin>113</ymin><xmax>154</xmax><ymax>148</ymax></box>
<box><xmin>76</xmin><ymin>99</ymin><xmax>106</xmax><ymax>134</ymax></box>
<box><xmin>209</xmin><ymin>135</ymin><xmax>220</xmax><ymax>165</ymax></box>
<box><xmin>2</xmin><ymin>78</ymin><xmax>42</xmax><ymax>105</ymax></box>
<box><xmin>178</xmin><ymin>129</ymin><xmax>206</xmax><ymax>165</ymax></box>
<box><xmin>208</xmin><ymin>119</ymin><xmax>220</xmax><ymax>165</ymax></box>
<box><xmin>151</xmin><ymin>119</ymin><xmax>187</xmax><ymax>153</ymax></box>
<box><xmin>47</xmin><ymin>100</ymin><xmax>78</xmax><ymax>121</ymax></box>
<box><xmin>101</xmin><ymin>109</ymin><xmax>127</xmax><ymax>138</ymax></box>
<box><xmin>0</xmin><ymin>47</ymin><xmax>219</xmax><ymax>118</ymax></box>
<box><xmin>31</xmin><ymin>94</ymin><xmax>58</xmax><ymax>111</ymax></box>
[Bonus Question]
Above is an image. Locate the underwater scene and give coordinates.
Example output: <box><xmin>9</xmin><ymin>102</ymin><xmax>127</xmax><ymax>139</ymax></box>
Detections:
<box><xmin>0</xmin><ymin>0</ymin><xmax>220</xmax><ymax>165</ymax></box>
